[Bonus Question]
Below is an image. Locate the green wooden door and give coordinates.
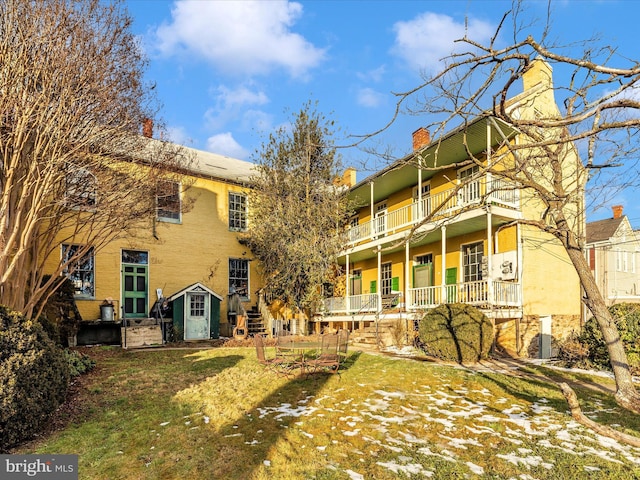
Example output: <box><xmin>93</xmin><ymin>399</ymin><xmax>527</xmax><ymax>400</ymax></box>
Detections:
<box><xmin>122</xmin><ymin>264</ymin><xmax>148</xmax><ymax>318</ymax></box>
<box><xmin>445</xmin><ymin>267</ymin><xmax>457</xmax><ymax>303</ymax></box>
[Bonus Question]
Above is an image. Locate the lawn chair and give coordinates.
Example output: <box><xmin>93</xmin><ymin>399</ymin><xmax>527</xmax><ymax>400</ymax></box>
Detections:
<box><xmin>304</xmin><ymin>333</ymin><xmax>339</xmax><ymax>375</ymax></box>
<box><xmin>337</xmin><ymin>329</ymin><xmax>349</xmax><ymax>366</ymax></box>
<box><xmin>254</xmin><ymin>334</ymin><xmax>288</xmax><ymax>373</ymax></box>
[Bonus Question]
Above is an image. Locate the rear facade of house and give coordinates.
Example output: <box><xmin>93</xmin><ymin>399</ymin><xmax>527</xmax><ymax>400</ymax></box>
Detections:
<box><xmin>44</xmin><ymin>144</ymin><xmax>265</xmax><ymax>345</ymax></box>
<box><xmin>320</xmin><ymin>61</ymin><xmax>584</xmax><ymax>358</ymax></box>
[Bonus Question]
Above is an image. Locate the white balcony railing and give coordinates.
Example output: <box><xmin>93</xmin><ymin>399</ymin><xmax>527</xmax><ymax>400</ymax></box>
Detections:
<box><xmin>323</xmin><ymin>293</ymin><xmax>379</xmax><ymax>315</ymax></box>
<box><xmin>323</xmin><ymin>280</ymin><xmax>520</xmax><ymax>315</ymax></box>
<box><xmin>346</xmin><ymin>177</ymin><xmax>520</xmax><ymax>245</ymax></box>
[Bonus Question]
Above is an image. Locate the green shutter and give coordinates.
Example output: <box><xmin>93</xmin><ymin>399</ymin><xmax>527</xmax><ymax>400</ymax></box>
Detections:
<box><xmin>391</xmin><ymin>276</ymin><xmax>399</xmax><ymax>291</ymax></box>
<box><xmin>370</xmin><ymin>280</ymin><xmax>377</xmax><ymax>294</ymax></box>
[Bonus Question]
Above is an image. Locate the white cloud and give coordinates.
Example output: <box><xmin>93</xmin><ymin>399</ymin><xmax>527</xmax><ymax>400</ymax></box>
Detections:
<box><xmin>357</xmin><ymin>65</ymin><xmax>387</xmax><ymax>83</ymax></box>
<box><xmin>205</xmin><ymin>83</ymin><xmax>269</xmax><ymax>131</ymax></box>
<box><xmin>154</xmin><ymin>0</ymin><xmax>326</xmax><ymax>78</ymax></box>
<box><xmin>206</xmin><ymin>132</ymin><xmax>249</xmax><ymax>159</ymax></box>
<box><xmin>357</xmin><ymin>87</ymin><xmax>385</xmax><ymax>108</ymax></box>
<box><xmin>242</xmin><ymin>109</ymin><xmax>273</xmax><ymax>132</ymax></box>
<box><xmin>164</xmin><ymin>125</ymin><xmax>192</xmax><ymax>146</ymax></box>
<box><xmin>391</xmin><ymin>12</ymin><xmax>494</xmax><ymax>73</ymax></box>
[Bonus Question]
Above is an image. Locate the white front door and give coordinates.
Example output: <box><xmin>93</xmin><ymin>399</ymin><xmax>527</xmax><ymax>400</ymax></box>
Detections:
<box><xmin>185</xmin><ymin>292</ymin><xmax>209</xmax><ymax>340</ymax></box>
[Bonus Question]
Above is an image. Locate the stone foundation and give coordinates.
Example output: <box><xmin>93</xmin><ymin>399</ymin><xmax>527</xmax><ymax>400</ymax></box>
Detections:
<box><xmin>495</xmin><ymin>314</ymin><xmax>581</xmax><ymax>358</ymax></box>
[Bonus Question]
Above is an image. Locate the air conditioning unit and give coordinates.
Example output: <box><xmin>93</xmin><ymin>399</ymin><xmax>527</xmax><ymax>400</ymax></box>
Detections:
<box><xmin>492</xmin><ymin>251</ymin><xmax>517</xmax><ymax>281</ymax></box>
<box><xmin>481</xmin><ymin>257</ymin><xmax>489</xmax><ymax>277</ymax></box>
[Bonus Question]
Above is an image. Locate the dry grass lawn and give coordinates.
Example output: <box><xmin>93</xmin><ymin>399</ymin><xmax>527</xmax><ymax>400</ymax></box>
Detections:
<box><xmin>14</xmin><ymin>344</ymin><xmax>640</xmax><ymax>479</ymax></box>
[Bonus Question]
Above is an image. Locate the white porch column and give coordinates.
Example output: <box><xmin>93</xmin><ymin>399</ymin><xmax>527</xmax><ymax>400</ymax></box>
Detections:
<box><xmin>370</xmin><ymin>182</ymin><xmax>375</xmax><ymax>239</ymax></box>
<box><xmin>487</xmin><ymin>206</ymin><xmax>494</xmax><ymax>306</ymax></box>
<box><xmin>405</xmin><ymin>239</ymin><xmax>410</xmax><ymax>309</ymax></box>
<box><xmin>377</xmin><ymin>245</ymin><xmax>382</xmax><ymax>311</ymax></box>
<box><xmin>417</xmin><ymin>162</ymin><xmax>423</xmax><ymax>219</ymax></box>
<box><xmin>441</xmin><ymin>225</ymin><xmax>447</xmax><ymax>303</ymax></box>
<box><xmin>345</xmin><ymin>253</ymin><xmax>350</xmax><ymax>312</ymax></box>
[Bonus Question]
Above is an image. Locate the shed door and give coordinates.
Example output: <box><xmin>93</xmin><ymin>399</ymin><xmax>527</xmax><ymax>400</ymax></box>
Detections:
<box><xmin>185</xmin><ymin>292</ymin><xmax>209</xmax><ymax>340</ymax></box>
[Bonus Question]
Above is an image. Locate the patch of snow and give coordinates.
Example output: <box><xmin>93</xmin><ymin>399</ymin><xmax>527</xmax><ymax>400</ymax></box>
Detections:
<box><xmin>466</xmin><ymin>461</ymin><xmax>484</xmax><ymax>475</ymax></box>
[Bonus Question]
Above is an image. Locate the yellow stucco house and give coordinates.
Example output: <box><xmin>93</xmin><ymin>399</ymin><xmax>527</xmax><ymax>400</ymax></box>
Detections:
<box><xmin>320</xmin><ymin>60</ymin><xmax>584</xmax><ymax>358</ymax></box>
<box><xmin>46</xmin><ymin>141</ymin><xmax>264</xmax><ymax>345</ymax></box>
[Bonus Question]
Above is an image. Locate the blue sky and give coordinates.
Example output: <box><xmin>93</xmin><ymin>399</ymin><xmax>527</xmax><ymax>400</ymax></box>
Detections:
<box><xmin>126</xmin><ymin>0</ymin><xmax>640</xmax><ymax>223</ymax></box>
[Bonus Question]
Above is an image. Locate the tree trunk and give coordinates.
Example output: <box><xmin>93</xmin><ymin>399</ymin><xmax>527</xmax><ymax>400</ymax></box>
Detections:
<box><xmin>563</xmin><ymin>244</ymin><xmax>640</xmax><ymax>413</ymax></box>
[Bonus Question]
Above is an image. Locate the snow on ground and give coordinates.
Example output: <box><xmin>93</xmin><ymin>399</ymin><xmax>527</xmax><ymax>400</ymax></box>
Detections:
<box><xmin>246</xmin><ymin>370</ymin><xmax>640</xmax><ymax>478</ymax></box>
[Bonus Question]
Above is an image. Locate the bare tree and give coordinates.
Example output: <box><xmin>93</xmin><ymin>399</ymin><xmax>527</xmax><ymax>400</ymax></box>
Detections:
<box><xmin>0</xmin><ymin>0</ymin><xmax>189</xmax><ymax>318</ymax></box>
<box><xmin>383</xmin><ymin>2</ymin><xmax>640</xmax><ymax>411</ymax></box>
<box><xmin>243</xmin><ymin>102</ymin><xmax>352</xmax><ymax>320</ymax></box>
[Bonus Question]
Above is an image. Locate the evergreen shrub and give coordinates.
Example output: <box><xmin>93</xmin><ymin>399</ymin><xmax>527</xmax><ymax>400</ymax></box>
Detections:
<box><xmin>560</xmin><ymin>303</ymin><xmax>640</xmax><ymax>374</ymax></box>
<box><xmin>0</xmin><ymin>305</ymin><xmax>70</xmax><ymax>452</ymax></box>
<box><xmin>417</xmin><ymin>303</ymin><xmax>493</xmax><ymax>363</ymax></box>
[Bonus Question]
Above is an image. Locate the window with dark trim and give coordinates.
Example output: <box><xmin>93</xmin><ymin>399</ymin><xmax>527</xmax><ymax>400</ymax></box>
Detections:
<box><xmin>229</xmin><ymin>258</ymin><xmax>249</xmax><ymax>300</ymax></box>
<box><xmin>462</xmin><ymin>241</ymin><xmax>484</xmax><ymax>282</ymax></box>
<box><xmin>65</xmin><ymin>167</ymin><xmax>97</xmax><ymax>210</ymax></box>
<box><xmin>157</xmin><ymin>180</ymin><xmax>181</xmax><ymax>222</ymax></box>
<box><xmin>62</xmin><ymin>244</ymin><xmax>95</xmax><ymax>298</ymax></box>
<box><xmin>228</xmin><ymin>192</ymin><xmax>247</xmax><ymax>231</ymax></box>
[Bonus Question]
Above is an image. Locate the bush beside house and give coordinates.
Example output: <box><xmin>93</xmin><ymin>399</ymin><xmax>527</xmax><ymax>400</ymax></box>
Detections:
<box><xmin>558</xmin><ymin>303</ymin><xmax>640</xmax><ymax>374</ymax></box>
<box><xmin>0</xmin><ymin>306</ymin><xmax>70</xmax><ymax>452</ymax></box>
<box><xmin>417</xmin><ymin>303</ymin><xmax>493</xmax><ymax>363</ymax></box>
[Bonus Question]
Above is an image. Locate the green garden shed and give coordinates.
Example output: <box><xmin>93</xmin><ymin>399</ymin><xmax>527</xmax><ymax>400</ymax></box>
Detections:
<box><xmin>167</xmin><ymin>283</ymin><xmax>222</xmax><ymax>341</ymax></box>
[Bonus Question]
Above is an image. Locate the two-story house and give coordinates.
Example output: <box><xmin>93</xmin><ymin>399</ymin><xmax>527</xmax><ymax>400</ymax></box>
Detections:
<box><xmin>44</xmin><ymin>137</ymin><xmax>265</xmax><ymax>345</ymax></box>
<box><xmin>321</xmin><ymin>60</ymin><xmax>584</xmax><ymax>358</ymax></box>
<box><xmin>586</xmin><ymin>205</ymin><xmax>640</xmax><ymax>305</ymax></box>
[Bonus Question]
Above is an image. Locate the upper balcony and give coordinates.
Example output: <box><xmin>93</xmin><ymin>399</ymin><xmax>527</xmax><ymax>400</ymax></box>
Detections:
<box><xmin>345</xmin><ymin>175</ymin><xmax>520</xmax><ymax>247</ymax></box>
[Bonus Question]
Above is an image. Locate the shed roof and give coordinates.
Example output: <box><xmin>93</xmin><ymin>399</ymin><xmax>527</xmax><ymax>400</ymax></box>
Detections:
<box><xmin>586</xmin><ymin>217</ymin><xmax>624</xmax><ymax>244</ymax></box>
<box><xmin>166</xmin><ymin>282</ymin><xmax>223</xmax><ymax>302</ymax></box>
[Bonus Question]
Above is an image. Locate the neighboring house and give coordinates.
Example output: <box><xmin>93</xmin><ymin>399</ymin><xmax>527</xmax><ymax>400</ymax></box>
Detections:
<box><xmin>586</xmin><ymin>205</ymin><xmax>640</xmax><ymax>305</ymax></box>
<box><xmin>46</xmin><ymin>138</ymin><xmax>265</xmax><ymax>344</ymax></box>
<box><xmin>320</xmin><ymin>60</ymin><xmax>584</xmax><ymax>358</ymax></box>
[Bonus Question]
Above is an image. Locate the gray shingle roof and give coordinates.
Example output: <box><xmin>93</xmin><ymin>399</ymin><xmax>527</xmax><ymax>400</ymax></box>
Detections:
<box><xmin>586</xmin><ymin>217</ymin><xmax>624</xmax><ymax>243</ymax></box>
<box><xmin>188</xmin><ymin>147</ymin><xmax>256</xmax><ymax>184</ymax></box>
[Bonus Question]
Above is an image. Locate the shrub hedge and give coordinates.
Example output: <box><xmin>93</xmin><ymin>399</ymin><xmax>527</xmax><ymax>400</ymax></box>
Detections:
<box><xmin>558</xmin><ymin>303</ymin><xmax>640</xmax><ymax>374</ymax></box>
<box><xmin>0</xmin><ymin>305</ymin><xmax>70</xmax><ymax>452</ymax></box>
<box><xmin>417</xmin><ymin>303</ymin><xmax>493</xmax><ymax>363</ymax></box>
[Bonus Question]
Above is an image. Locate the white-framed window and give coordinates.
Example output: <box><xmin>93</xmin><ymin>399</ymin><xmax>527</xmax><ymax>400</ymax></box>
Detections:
<box><xmin>381</xmin><ymin>262</ymin><xmax>393</xmax><ymax>295</ymax></box>
<box><xmin>156</xmin><ymin>180</ymin><xmax>181</xmax><ymax>222</ymax></box>
<box><xmin>413</xmin><ymin>181</ymin><xmax>431</xmax><ymax>200</ymax></box>
<box><xmin>458</xmin><ymin>164</ymin><xmax>481</xmax><ymax>205</ymax></box>
<box><xmin>190</xmin><ymin>293</ymin><xmax>206</xmax><ymax>317</ymax></box>
<box><xmin>462</xmin><ymin>241</ymin><xmax>484</xmax><ymax>282</ymax></box>
<box><xmin>229</xmin><ymin>258</ymin><xmax>249</xmax><ymax>300</ymax></box>
<box><xmin>229</xmin><ymin>192</ymin><xmax>247</xmax><ymax>231</ymax></box>
<box><xmin>62</xmin><ymin>244</ymin><xmax>95</xmax><ymax>298</ymax></box>
<box><xmin>65</xmin><ymin>166</ymin><xmax>97</xmax><ymax>210</ymax></box>
<box><xmin>374</xmin><ymin>200</ymin><xmax>388</xmax><ymax>235</ymax></box>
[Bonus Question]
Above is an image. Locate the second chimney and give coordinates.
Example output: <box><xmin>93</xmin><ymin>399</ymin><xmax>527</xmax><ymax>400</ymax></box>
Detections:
<box><xmin>612</xmin><ymin>205</ymin><xmax>624</xmax><ymax>219</ymax></box>
<box><xmin>143</xmin><ymin>118</ymin><xmax>153</xmax><ymax>138</ymax></box>
<box><xmin>412</xmin><ymin>127</ymin><xmax>430</xmax><ymax>151</ymax></box>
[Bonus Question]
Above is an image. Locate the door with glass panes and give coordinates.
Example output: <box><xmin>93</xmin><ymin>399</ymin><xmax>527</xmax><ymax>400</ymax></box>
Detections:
<box><xmin>121</xmin><ymin>250</ymin><xmax>148</xmax><ymax>319</ymax></box>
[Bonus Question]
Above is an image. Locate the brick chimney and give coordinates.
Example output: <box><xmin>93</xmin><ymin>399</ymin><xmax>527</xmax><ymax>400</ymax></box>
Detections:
<box><xmin>612</xmin><ymin>205</ymin><xmax>624</xmax><ymax>219</ymax></box>
<box><xmin>142</xmin><ymin>118</ymin><xmax>153</xmax><ymax>138</ymax></box>
<box><xmin>412</xmin><ymin>127</ymin><xmax>430</xmax><ymax>151</ymax></box>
